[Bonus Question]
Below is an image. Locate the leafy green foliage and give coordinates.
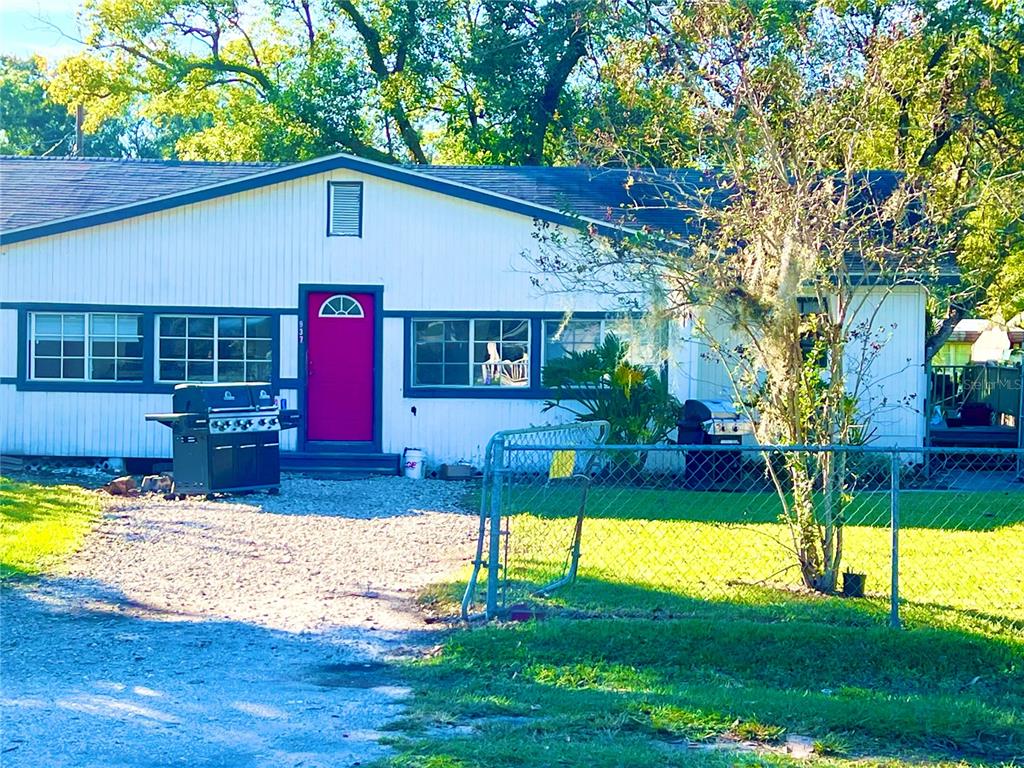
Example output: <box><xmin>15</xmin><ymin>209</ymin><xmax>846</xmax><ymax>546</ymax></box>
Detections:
<box><xmin>41</xmin><ymin>0</ymin><xmax>620</xmax><ymax>165</ymax></box>
<box><xmin>542</xmin><ymin>333</ymin><xmax>680</xmax><ymax>445</ymax></box>
<box><xmin>438</xmin><ymin>0</ymin><xmax>602</xmax><ymax>164</ymax></box>
<box><xmin>0</xmin><ymin>56</ymin><xmax>76</xmax><ymax>156</ymax></box>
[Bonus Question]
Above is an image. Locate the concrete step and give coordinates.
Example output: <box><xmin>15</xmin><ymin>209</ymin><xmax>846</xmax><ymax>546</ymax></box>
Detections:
<box><xmin>279</xmin><ymin>451</ymin><xmax>401</xmax><ymax>476</ymax></box>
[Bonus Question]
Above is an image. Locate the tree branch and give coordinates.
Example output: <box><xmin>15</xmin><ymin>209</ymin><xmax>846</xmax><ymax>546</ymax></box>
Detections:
<box><xmin>334</xmin><ymin>0</ymin><xmax>427</xmax><ymax>163</ymax></box>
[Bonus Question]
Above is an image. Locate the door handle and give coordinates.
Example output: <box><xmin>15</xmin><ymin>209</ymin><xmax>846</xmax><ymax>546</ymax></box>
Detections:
<box><xmin>308</xmin><ymin>359</ymin><xmax>313</xmax><ymax>377</ymax></box>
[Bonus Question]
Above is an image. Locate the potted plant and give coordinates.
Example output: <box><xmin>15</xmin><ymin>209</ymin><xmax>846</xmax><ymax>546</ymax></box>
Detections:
<box><xmin>841</xmin><ymin>569</ymin><xmax>866</xmax><ymax>598</ymax></box>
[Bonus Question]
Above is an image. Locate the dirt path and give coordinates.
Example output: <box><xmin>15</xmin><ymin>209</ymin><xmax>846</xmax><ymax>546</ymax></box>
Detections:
<box><xmin>1</xmin><ymin>476</ymin><xmax>479</xmax><ymax>767</ymax></box>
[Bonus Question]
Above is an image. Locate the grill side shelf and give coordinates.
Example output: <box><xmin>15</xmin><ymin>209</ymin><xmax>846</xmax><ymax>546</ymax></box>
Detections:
<box><xmin>145</xmin><ymin>413</ymin><xmax>206</xmax><ymax>430</ymax></box>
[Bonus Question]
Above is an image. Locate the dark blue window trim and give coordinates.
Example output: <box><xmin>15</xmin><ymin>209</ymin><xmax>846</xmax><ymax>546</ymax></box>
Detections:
<box><xmin>399</xmin><ymin>310</ymin><xmax>631</xmax><ymax>400</ymax></box>
<box><xmin>4</xmin><ymin>302</ymin><xmax>289</xmax><ymax>394</ymax></box>
<box><xmin>326</xmin><ymin>181</ymin><xmax>363</xmax><ymax>238</ymax></box>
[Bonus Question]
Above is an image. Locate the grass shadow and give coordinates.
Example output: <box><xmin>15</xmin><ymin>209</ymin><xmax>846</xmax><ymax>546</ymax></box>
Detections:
<box><xmin>400</xmin><ymin>575</ymin><xmax>1023</xmax><ymax>767</ymax></box>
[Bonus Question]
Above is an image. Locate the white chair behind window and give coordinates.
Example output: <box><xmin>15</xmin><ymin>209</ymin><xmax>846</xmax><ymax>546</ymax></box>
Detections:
<box><xmin>504</xmin><ymin>351</ymin><xmax>529</xmax><ymax>386</ymax></box>
<box><xmin>482</xmin><ymin>342</ymin><xmax>503</xmax><ymax>384</ymax></box>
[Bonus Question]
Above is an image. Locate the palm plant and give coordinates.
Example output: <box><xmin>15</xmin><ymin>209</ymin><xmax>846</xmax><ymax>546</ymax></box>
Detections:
<box><xmin>542</xmin><ymin>334</ymin><xmax>680</xmax><ymax>446</ymax></box>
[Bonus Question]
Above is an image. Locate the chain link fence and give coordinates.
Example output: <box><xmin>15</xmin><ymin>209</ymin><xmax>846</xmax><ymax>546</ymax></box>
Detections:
<box><xmin>462</xmin><ymin>430</ymin><xmax>1024</xmax><ymax>636</ymax></box>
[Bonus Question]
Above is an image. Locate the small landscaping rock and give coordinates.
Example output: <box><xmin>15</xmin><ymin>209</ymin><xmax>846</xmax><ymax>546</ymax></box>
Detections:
<box><xmin>102</xmin><ymin>475</ymin><xmax>138</xmax><ymax>496</ymax></box>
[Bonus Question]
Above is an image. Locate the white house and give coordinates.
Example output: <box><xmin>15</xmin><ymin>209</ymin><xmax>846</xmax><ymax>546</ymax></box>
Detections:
<box><xmin>0</xmin><ymin>154</ymin><xmax>941</xmax><ymax>472</ymax></box>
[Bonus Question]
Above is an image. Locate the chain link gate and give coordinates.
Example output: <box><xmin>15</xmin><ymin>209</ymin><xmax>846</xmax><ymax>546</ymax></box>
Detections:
<box><xmin>461</xmin><ymin>421</ymin><xmax>610</xmax><ymax>620</ymax></box>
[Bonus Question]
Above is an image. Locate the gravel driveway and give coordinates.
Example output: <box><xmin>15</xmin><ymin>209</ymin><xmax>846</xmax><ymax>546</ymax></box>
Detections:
<box><xmin>1</xmin><ymin>476</ymin><xmax>479</xmax><ymax>767</ymax></box>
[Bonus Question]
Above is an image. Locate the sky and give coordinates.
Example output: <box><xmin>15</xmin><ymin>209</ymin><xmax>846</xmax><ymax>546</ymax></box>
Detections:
<box><xmin>0</xmin><ymin>0</ymin><xmax>84</xmax><ymax>61</ymax></box>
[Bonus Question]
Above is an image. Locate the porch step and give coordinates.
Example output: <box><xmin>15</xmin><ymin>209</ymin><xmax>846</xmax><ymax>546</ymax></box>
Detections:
<box><xmin>280</xmin><ymin>451</ymin><xmax>401</xmax><ymax>477</ymax></box>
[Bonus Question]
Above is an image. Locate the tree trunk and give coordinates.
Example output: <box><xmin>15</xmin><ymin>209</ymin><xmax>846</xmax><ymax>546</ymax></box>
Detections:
<box><xmin>925</xmin><ymin>304</ymin><xmax>965</xmax><ymax>361</ymax></box>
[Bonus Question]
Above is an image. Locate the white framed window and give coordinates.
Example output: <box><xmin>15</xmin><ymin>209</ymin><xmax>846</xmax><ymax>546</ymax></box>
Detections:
<box><xmin>319</xmin><ymin>294</ymin><xmax>364</xmax><ymax>317</ymax></box>
<box><xmin>542</xmin><ymin>318</ymin><xmax>666</xmax><ymax>370</ymax></box>
<box><xmin>543</xmin><ymin>318</ymin><xmax>604</xmax><ymax>364</ymax></box>
<box><xmin>157</xmin><ymin>315</ymin><xmax>272</xmax><ymax>383</ymax></box>
<box><xmin>411</xmin><ymin>318</ymin><xmax>530</xmax><ymax>388</ymax></box>
<box><xmin>29</xmin><ymin>312</ymin><xmax>143</xmax><ymax>381</ymax></box>
<box><xmin>328</xmin><ymin>181</ymin><xmax>363</xmax><ymax>237</ymax></box>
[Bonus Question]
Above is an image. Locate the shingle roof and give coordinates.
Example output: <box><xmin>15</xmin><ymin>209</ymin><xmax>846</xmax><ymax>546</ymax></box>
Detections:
<box><xmin>0</xmin><ymin>155</ymin><xmax>712</xmax><ymax>236</ymax></box>
<box><xmin>0</xmin><ymin>155</ymin><xmax>955</xmax><ymax>283</ymax></box>
<box><xmin>0</xmin><ymin>156</ymin><xmax>281</xmax><ymax>231</ymax></box>
<box><xmin>415</xmin><ymin>165</ymin><xmax>725</xmax><ymax>236</ymax></box>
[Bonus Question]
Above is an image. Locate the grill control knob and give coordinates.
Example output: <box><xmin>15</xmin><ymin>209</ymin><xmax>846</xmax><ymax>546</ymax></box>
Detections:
<box><xmin>258</xmin><ymin>418</ymin><xmax>266</xmax><ymax>426</ymax></box>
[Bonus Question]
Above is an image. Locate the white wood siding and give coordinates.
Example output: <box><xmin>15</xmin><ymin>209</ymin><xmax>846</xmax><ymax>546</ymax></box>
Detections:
<box><xmin>279</xmin><ymin>316</ymin><xmax>298</xmax><ymax>379</ymax></box>
<box><xmin>844</xmin><ymin>286</ymin><xmax>927</xmax><ymax>447</ymax></box>
<box><xmin>1</xmin><ymin>169</ymin><xmax>601</xmax><ymax>311</ymax></box>
<box><xmin>1</xmin><ymin>388</ymin><xmax>172</xmax><ymax>457</ymax></box>
<box><xmin>0</xmin><ymin>168</ymin><xmax>927</xmax><ymax>460</ymax></box>
<box><xmin>0</xmin><ymin>309</ymin><xmax>16</xmax><ymax>378</ymax></box>
<box><xmin>693</xmin><ymin>286</ymin><xmax>927</xmax><ymax>447</ymax></box>
<box><xmin>1</xmin><ymin>169</ymin><xmax>615</xmax><ymax>461</ymax></box>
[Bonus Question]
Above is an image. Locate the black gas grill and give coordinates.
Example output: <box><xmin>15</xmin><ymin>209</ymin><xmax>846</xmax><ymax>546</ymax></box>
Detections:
<box><xmin>677</xmin><ymin>399</ymin><xmax>755</xmax><ymax>489</ymax></box>
<box><xmin>146</xmin><ymin>383</ymin><xmax>300</xmax><ymax>496</ymax></box>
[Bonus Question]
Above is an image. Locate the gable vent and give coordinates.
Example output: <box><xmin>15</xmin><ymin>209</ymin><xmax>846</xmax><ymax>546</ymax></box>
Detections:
<box><xmin>328</xmin><ymin>181</ymin><xmax>362</xmax><ymax>237</ymax></box>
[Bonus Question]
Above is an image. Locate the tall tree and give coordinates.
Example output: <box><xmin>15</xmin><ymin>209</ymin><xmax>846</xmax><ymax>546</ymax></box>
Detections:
<box><xmin>49</xmin><ymin>1</ymin><xmax>399</xmax><ymax>162</ymax></box>
<box><xmin>0</xmin><ymin>56</ymin><xmax>77</xmax><ymax>155</ymax></box>
<box><xmin>575</xmin><ymin>0</ymin><xmax>1024</xmax><ymax>322</ymax></box>
<box><xmin>0</xmin><ymin>55</ymin><xmax>169</xmax><ymax>157</ymax></box>
<box><xmin>439</xmin><ymin>0</ymin><xmax>598</xmax><ymax>164</ymax></box>
<box><xmin>529</xmin><ymin>0</ymin><xmax>1021</xmax><ymax>591</ymax></box>
<box><xmin>47</xmin><ymin>0</ymin><xmax>617</xmax><ymax>165</ymax></box>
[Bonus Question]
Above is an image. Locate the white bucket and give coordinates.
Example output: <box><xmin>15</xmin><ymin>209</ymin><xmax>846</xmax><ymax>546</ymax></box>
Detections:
<box><xmin>403</xmin><ymin>448</ymin><xmax>425</xmax><ymax>480</ymax></box>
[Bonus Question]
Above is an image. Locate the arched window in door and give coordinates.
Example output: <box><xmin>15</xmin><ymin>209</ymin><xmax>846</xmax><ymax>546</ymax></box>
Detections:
<box><xmin>318</xmin><ymin>294</ymin><xmax>365</xmax><ymax>318</ymax></box>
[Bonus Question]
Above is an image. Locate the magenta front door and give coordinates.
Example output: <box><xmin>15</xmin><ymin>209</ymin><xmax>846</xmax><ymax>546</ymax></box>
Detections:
<box><xmin>305</xmin><ymin>291</ymin><xmax>376</xmax><ymax>443</ymax></box>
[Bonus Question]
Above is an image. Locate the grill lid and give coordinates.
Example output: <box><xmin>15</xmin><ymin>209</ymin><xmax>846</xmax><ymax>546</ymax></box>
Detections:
<box><xmin>251</xmin><ymin>384</ymin><xmax>275</xmax><ymax>409</ymax></box>
<box><xmin>172</xmin><ymin>382</ymin><xmax>266</xmax><ymax>413</ymax></box>
<box><xmin>682</xmin><ymin>399</ymin><xmax>741</xmax><ymax>423</ymax></box>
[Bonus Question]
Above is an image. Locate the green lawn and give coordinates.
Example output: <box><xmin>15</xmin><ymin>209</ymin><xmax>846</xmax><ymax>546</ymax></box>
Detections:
<box><xmin>0</xmin><ymin>476</ymin><xmax>101</xmax><ymax>577</ymax></box>
<box><xmin>379</xmin><ymin>480</ymin><xmax>1023</xmax><ymax>767</ymax></box>
<box><xmin>501</xmin><ymin>483</ymin><xmax>1024</xmax><ymax>529</ymax></box>
<box><xmin>383</xmin><ymin>607</ymin><xmax>1024</xmax><ymax>767</ymax></box>
<box><xmin>493</xmin><ymin>483</ymin><xmax>1024</xmax><ymax>634</ymax></box>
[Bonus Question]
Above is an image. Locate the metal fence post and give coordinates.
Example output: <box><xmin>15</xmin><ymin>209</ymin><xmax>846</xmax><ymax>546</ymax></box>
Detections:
<box><xmin>1017</xmin><ymin>359</ymin><xmax>1023</xmax><ymax>480</ymax></box>
<box><xmin>889</xmin><ymin>451</ymin><xmax>901</xmax><ymax>630</ymax></box>
<box><xmin>485</xmin><ymin>438</ymin><xmax>505</xmax><ymax>619</ymax></box>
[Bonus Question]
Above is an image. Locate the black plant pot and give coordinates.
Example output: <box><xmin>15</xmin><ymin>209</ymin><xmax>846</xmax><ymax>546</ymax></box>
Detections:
<box><xmin>842</xmin><ymin>572</ymin><xmax>867</xmax><ymax>598</ymax></box>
